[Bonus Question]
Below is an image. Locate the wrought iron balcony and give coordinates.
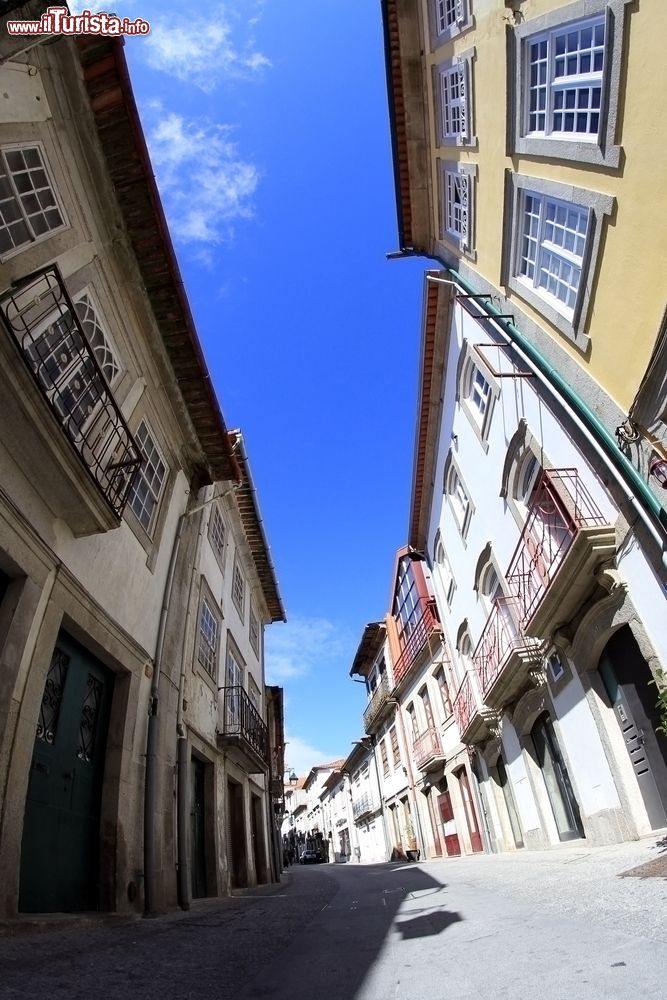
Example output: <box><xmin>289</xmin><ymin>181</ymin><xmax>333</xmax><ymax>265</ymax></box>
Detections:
<box><xmin>392</xmin><ymin>599</ymin><xmax>441</xmax><ymax>687</ymax></box>
<box><xmin>363</xmin><ymin>672</ymin><xmax>392</xmax><ymax>734</ymax></box>
<box><xmin>352</xmin><ymin>791</ymin><xmax>380</xmax><ymax>822</ymax></box>
<box><xmin>413</xmin><ymin>726</ymin><xmax>446</xmax><ymax>771</ymax></box>
<box><xmin>472</xmin><ymin>596</ymin><xmax>541</xmax><ymax>708</ymax></box>
<box><xmin>506</xmin><ymin>469</ymin><xmax>615</xmax><ymax>636</ymax></box>
<box><xmin>452</xmin><ymin>670</ymin><xmax>489</xmax><ymax>745</ymax></box>
<box><xmin>217</xmin><ymin>686</ymin><xmax>269</xmax><ymax>773</ymax></box>
<box><xmin>0</xmin><ymin>266</ymin><xmax>141</xmax><ymax>526</ymax></box>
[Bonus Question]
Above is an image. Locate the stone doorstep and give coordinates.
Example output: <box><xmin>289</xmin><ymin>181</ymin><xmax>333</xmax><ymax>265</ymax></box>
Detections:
<box><xmin>0</xmin><ymin>874</ymin><xmax>292</xmax><ymax>936</ymax></box>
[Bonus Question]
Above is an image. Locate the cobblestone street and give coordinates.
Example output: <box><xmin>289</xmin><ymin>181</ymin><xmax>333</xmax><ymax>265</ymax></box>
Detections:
<box><xmin>1</xmin><ymin>834</ymin><xmax>665</xmax><ymax>1000</ymax></box>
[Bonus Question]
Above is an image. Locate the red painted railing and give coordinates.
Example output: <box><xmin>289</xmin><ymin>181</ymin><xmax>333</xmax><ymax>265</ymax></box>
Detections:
<box><xmin>452</xmin><ymin>670</ymin><xmax>482</xmax><ymax>737</ymax></box>
<box><xmin>393</xmin><ymin>599</ymin><xmax>441</xmax><ymax>685</ymax></box>
<box><xmin>506</xmin><ymin>469</ymin><xmax>606</xmax><ymax>624</ymax></box>
<box><xmin>413</xmin><ymin>726</ymin><xmax>443</xmax><ymax>769</ymax></box>
<box><xmin>473</xmin><ymin>596</ymin><xmax>538</xmax><ymax>696</ymax></box>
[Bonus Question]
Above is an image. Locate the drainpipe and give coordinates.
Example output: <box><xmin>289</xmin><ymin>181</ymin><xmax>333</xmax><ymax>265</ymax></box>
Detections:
<box><xmin>396</xmin><ymin>253</ymin><xmax>667</xmax><ymax>564</ymax></box>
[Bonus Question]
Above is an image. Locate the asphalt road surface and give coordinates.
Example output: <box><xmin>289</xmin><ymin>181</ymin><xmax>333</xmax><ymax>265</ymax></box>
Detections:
<box><xmin>1</xmin><ymin>839</ymin><xmax>665</xmax><ymax>1000</ymax></box>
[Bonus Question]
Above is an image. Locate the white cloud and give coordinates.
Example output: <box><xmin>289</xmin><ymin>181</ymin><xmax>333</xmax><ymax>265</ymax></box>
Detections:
<box><xmin>265</xmin><ymin>616</ymin><xmax>351</xmax><ymax>684</ymax></box>
<box><xmin>145</xmin><ymin>108</ymin><xmax>259</xmax><ymax>249</ymax></box>
<box><xmin>284</xmin><ymin>733</ymin><xmax>345</xmax><ymax>778</ymax></box>
<box><xmin>144</xmin><ymin>6</ymin><xmax>271</xmax><ymax>92</ymax></box>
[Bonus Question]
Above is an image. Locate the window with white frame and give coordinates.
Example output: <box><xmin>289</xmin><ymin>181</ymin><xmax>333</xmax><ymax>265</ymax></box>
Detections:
<box><xmin>434</xmin><ymin>531</ymin><xmax>455</xmax><ymax>605</ymax></box>
<box><xmin>225</xmin><ymin>640</ymin><xmax>244</xmax><ymax>728</ymax></box>
<box><xmin>197</xmin><ymin>596</ymin><xmax>219</xmax><ymax>678</ymax></box>
<box><xmin>0</xmin><ymin>145</ymin><xmax>65</xmax><ymax>258</ymax></box>
<box><xmin>445</xmin><ymin>459</ymin><xmax>472</xmax><ymax>538</ymax></box>
<box><xmin>503</xmin><ymin>172</ymin><xmax>614</xmax><ymax>347</ymax></box>
<box><xmin>510</xmin><ymin>0</ymin><xmax>633</xmax><ymax>168</ymax></box>
<box><xmin>232</xmin><ymin>559</ymin><xmax>245</xmax><ymax>618</ymax></box>
<box><xmin>431</xmin><ymin>0</ymin><xmax>473</xmax><ymax>46</ymax></box>
<box><xmin>127</xmin><ymin>420</ymin><xmax>167</xmax><ymax>533</ymax></box>
<box><xmin>209</xmin><ymin>505</ymin><xmax>226</xmax><ymax>569</ymax></box>
<box><xmin>436</xmin><ymin>52</ymin><xmax>474</xmax><ymax>147</ymax></box>
<box><xmin>249</xmin><ymin>602</ymin><xmax>259</xmax><ymax>656</ymax></box>
<box><xmin>441</xmin><ymin>162</ymin><xmax>475</xmax><ymax>257</ymax></box>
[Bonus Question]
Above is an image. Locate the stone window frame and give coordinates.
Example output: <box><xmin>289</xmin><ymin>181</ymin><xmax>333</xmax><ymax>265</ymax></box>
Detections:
<box><xmin>433</xmin><ymin>528</ymin><xmax>456</xmax><ymax>607</ymax></box>
<box><xmin>249</xmin><ymin>600</ymin><xmax>260</xmax><ymax>657</ymax></box>
<box><xmin>502</xmin><ymin>170</ymin><xmax>615</xmax><ymax>350</ymax></box>
<box><xmin>194</xmin><ymin>578</ymin><xmax>222</xmax><ymax>689</ymax></box>
<box><xmin>443</xmin><ymin>450</ymin><xmax>475</xmax><ymax>543</ymax></box>
<box><xmin>456</xmin><ymin>339</ymin><xmax>500</xmax><ymax>451</ymax></box>
<box><xmin>439</xmin><ymin>160</ymin><xmax>477</xmax><ymax>261</ymax></box>
<box><xmin>0</xmin><ymin>141</ymin><xmax>69</xmax><ymax>261</ymax></box>
<box><xmin>208</xmin><ymin>502</ymin><xmax>227</xmax><ymax>574</ymax></box>
<box><xmin>500</xmin><ymin>419</ymin><xmax>548</xmax><ymax>531</ymax></box>
<box><xmin>508</xmin><ymin>0</ymin><xmax>634</xmax><ymax>169</ymax></box>
<box><xmin>428</xmin><ymin>0</ymin><xmax>474</xmax><ymax>50</ymax></box>
<box><xmin>433</xmin><ymin>48</ymin><xmax>477</xmax><ymax>149</ymax></box>
<box><xmin>232</xmin><ymin>556</ymin><xmax>245</xmax><ymax>622</ymax></box>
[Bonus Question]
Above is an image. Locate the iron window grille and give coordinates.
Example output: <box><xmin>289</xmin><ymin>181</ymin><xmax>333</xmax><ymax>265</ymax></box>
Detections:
<box><xmin>0</xmin><ymin>265</ymin><xmax>140</xmax><ymax>517</ymax></box>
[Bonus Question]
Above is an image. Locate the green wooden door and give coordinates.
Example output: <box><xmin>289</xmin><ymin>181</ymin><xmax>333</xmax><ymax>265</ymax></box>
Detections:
<box><xmin>19</xmin><ymin>633</ymin><xmax>114</xmax><ymax>912</ymax></box>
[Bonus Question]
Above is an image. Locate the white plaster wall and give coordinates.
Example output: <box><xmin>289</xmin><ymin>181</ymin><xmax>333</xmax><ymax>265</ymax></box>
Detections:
<box><xmin>551</xmin><ymin>671</ymin><xmax>621</xmax><ymax>815</ymax></box>
<box><xmin>500</xmin><ymin>719</ymin><xmax>542</xmax><ymax>833</ymax></box>
<box><xmin>615</xmin><ymin>542</ymin><xmax>667</xmax><ymax>669</ymax></box>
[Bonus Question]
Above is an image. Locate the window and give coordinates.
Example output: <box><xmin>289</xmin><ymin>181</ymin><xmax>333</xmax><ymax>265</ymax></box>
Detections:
<box><xmin>232</xmin><ymin>559</ymin><xmax>245</xmax><ymax>619</ymax></box>
<box><xmin>407</xmin><ymin>704</ymin><xmax>419</xmax><ymax>743</ymax></box>
<box><xmin>420</xmin><ymin>687</ymin><xmax>435</xmax><ymax>730</ymax></box>
<box><xmin>441</xmin><ymin>163</ymin><xmax>475</xmax><ymax>256</ymax></box>
<box><xmin>225</xmin><ymin>640</ymin><xmax>244</xmax><ymax>728</ymax></box>
<box><xmin>389</xmin><ymin>726</ymin><xmax>400</xmax><ymax>770</ymax></box>
<box><xmin>430</xmin><ymin>0</ymin><xmax>473</xmax><ymax>46</ymax></box>
<box><xmin>197</xmin><ymin>597</ymin><xmax>219</xmax><ymax>678</ymax></box>
<box><xmin>436</xmin><ymin>51</ymin><xmax>475</xmax><ymax>147</ymax></box>
<box><xmin>249</xmin><ymin>603</ymin><xmax>259</xmax><ymax>656</ymax></box>
<box><xmin>127</xmin><ymin>421</ymin><xmax>167</xmax><ymax>533</ymax></box>
<box><xmin>380</xmin><ymin>739</ymin><xmax>390</xmax><ymax>778</ymax></box>
<box><xmin>393</xmin><ymin>557</ymin><xmax>422</xmax><ymax>647</ymax></box>
<box><xmin>434</xmin><ymin>531</ymin><xmax>456</xmax><ymax>605</ymax></box>
<box><xmin>503</xmin><ymin>172</ymin><xmax>614</xmax><ymax>348</ymax></box>
<box><xmin>209</xmin><ymin>505</ymin><xmax>226</xmax><ymax>569</ymax></box>
<box><xmin>435</xmin><ymin>667</ymin><xmax>453</xmax><ymax>717</ymax></box>
<box><xmin>0</xmin><ymin>144</ymin><xmax>65</xmax><ymax>257</ymax></box>
<box><xmin>444</xmin><ymin>458</ymin><xmax>473</xmax><ymax>539</ymax></box>
<box><xmin>510</xmin><ymin>0</ymin><xmax>633</xmax><ymax>168</ymax></box>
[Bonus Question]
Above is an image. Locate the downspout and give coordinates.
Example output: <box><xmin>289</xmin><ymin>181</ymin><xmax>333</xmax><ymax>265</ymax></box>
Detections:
<box><xmin>396</xmin><ymin>252</ymin><xmax>667</xmax><ymax>563</ymax></box>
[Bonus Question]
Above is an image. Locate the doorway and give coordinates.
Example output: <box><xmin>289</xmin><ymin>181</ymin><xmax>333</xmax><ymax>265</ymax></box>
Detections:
<box><xmin>191</xmin><ymin>757</ymin><xmax>208</xmax><ymax>899</ymax></box>
<box><xmin>250</xmin><ymin>794</ymin><xmax>268</xmax><ymax>884</ymax></box>
<box><xmin>496</xmin><ymin>755</ymin><xmax>524</xmax><ymax>848</ymax></box>
<box><xmin>454</xmin><ymin>767</ymin><xmax>483</xmax><ymax>852</ymax></box>
<box><xmin>226</xmin><ymin>779</ymin><xmax>247</xmax><ymax>889</ymax></box>
<box><xmin>531</xmin><ymin>712</ymin><xmax>584</xmax><ymax>841</ymax></box>
<box><xmin>19</xmin><ymin>632</ymin><xmax>114</xmax><ymax>912</ymax></box>
<box><xmin>598</xmin><ymin>626</ymin><xmax>667</xmax><ymax>829</ymax></box>
<box><xmin>437</xmin><ymin>789</ymin><xmax>461</xmax><ymax>856</ymax></box>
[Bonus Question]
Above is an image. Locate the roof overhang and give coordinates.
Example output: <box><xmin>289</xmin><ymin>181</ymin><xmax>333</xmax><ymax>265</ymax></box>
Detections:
<box><xmin>77</xmin><ymin>35</ymin><xmax>240</xmax><ymax>485</ymax></box>
<box><xmin>408</xmin><ymin>272</ymin><xmax>455</xmax><ymax>551</ymax></box>
<box><xmin>381</xmin><ymin>0</ymin><xmax>432</xmax><ymax>252</ymax></box>
<box><xmin>230</xmin><ymin>431</ymin><xmax>285</xmax><ymax>623</ymax></box>
<box><xmin>349</xmin><ymin>621</ymin><xmax>386</xmax><ymax>677</ymax></box>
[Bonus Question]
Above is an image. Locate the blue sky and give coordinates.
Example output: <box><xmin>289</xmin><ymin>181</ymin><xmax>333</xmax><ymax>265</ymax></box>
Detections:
<box><xmin>83</xmin><ymin>0</ymin><xmax>427</xmax><ymax>773</ymax></box>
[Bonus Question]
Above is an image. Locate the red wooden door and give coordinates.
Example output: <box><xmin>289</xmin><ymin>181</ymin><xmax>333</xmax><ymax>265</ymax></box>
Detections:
<box><xmin>437</xmin><ymin>790</ymin><xmax>461</xmax><ymax>856</ymax></box>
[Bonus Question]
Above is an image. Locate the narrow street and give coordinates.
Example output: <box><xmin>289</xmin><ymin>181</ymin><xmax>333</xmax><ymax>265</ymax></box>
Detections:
<box><xmin>1</xmin><ymin>837</ymin><xmax>665</xmax><ymax>1000</ymax></box>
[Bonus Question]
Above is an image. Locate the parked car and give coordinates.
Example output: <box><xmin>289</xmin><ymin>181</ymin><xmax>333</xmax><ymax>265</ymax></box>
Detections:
<box><xmin>299</xmin><ymin>849</ymin><xmax>321</xmax><ymax>864</ymax></box>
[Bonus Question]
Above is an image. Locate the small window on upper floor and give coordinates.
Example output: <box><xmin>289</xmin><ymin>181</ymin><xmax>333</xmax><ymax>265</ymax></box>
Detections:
<box><xmin>197</xmin><ymin>594</ymin><xmax>220</xmax><ymax>680</ymax></box>
<box><xmin>430</xmin><ymin>0</ymin><xmax>474</xmax><ymax>48</ymax></box>
<box><xmin>435</xmin><ymin>50</ymin><xmax>476</xmax><ymax>149</ymax></box>
<box><xmin>249</xmin><ymin>602</ymin><xmax>260</xmax><ymax>657</ymax></box>
<box><xmin>127</xmin><ymin>420</ymin><xmax>168</xmax><ymax>535</ymax></box>
<box><xmin>458</xmin><ymin>344</ymin><xmax>499</xmax><ymax>449</ymax></box>
<box><xmin>440</xmin><ymin>161</ymin><xmax>476</xmax><ymax>260</ymax></box>
<box><xmin>0</xmin><ymin>144</ymin><xmax>66</xmax><ymax>259</ymax></box>
<box><xmin>509</xmin><ymin>1</ymin><xmax>633</xmax><ymax>169</ymax></box>
<box><xmin>444</xmin><ymin>456</ymin><xmax>473</xmax><ymax>541</ymax></box>
<box><xmin>433</xmin><ymin>530</ymin><xmax>456</xmax><ymax>606</ymax></box>
<box><xmin>209</xmin><ymin>504</ymin><xmax>226</xmax><ymax>571</ymax></box>
<box><xmin>232</xmin><ymin>558</ymin><xmax>245</xmax><ymax>620</ymax></box>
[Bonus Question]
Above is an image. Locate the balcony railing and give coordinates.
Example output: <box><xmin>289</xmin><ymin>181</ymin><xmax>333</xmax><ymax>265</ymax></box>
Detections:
<box><xmin>218</xmin><ymin>686</ymin><xmax>269</xmax><ymax>766</ymax></box>
<box><xmin>352</xmin><ymin>791</ymin><xmax>379</xmax><ymax>822</ymax></box>
<box><xmin>507</xmin><ymin>469</ymin><xmax>607</xmax><ymax>625</ymax></box>
<box><xmin>413</xmin><ymin>726</ymin><xmax>444</xmax><ymax>770</ymax></box>
<box><xmin>363</xmin><ymin>672</ymin><xmax>391</xmax><ymax>733</ymax></box>
<box><xmin>0</xmin><ymin>266</ymin><xmax>141</xmax><ymax>517</ymax></box>
<box><xmin>393</xmin><ymin>599</ymin><xmax>441</xmax><ymax>686</ymax></box>
<box><xmin>452</xmin><ymin>670</ymin><xmax>486</xmax><ymax>743</ymax></box>
<box><xmin>473</xmin><ymin>596</ymin><xmax>539</xmax><ymax>697</ymax></box>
